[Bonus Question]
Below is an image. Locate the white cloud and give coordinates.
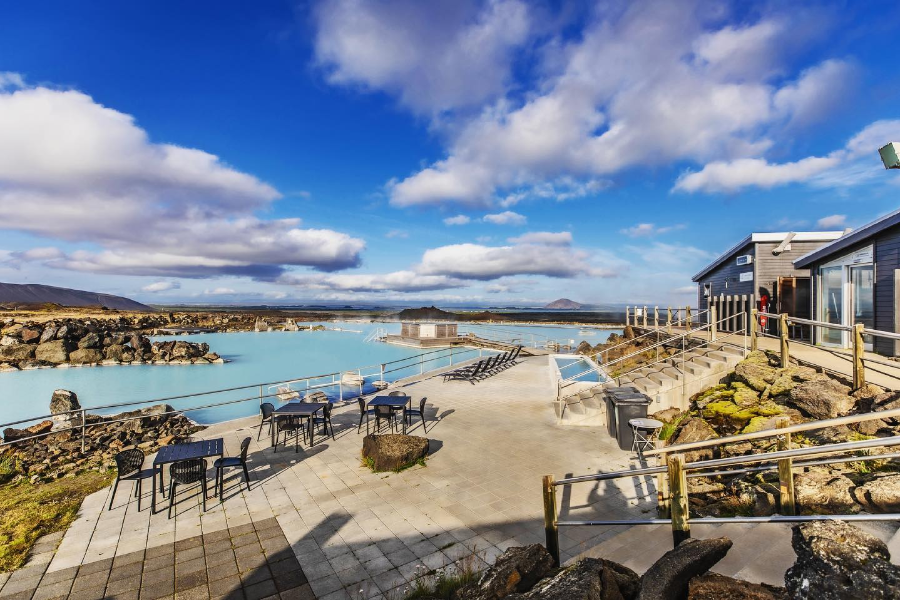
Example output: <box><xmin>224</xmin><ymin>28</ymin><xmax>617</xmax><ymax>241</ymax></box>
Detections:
<box><xmin>499</xmin><ymin>178</ymin><xmax>609</xmax><ymax>207</ymax></box>
<box><xmin>620</xmin><ymin>223</ymin><xmax>685</xmax><ymax>238</ymax></box>
<box><xmin>419</xmin><ymin>242</ymin><xmax>595</xmax><ymax>280</ymax></box>
<box><xmin>141</xmin><ymin>281</ymin><xmax>180</xmax><ymax>293</ymax></box>
<box><xmin>0</xmin><ymin>83</ymin><xmax>366</xmax><ymax>278</ymax></box>
<box><xmin>313</xmin><ymin>0</ymin><xmax>530</xmax><ymax>114</ymax></box>
<box><xmin>816</xmin><ymin>214</ymin><xmax>847</xmax><ymax>230</ymax></box>
<box><xmin>375</xmin><ymin>4</ymin><xmax>854</xmax><ymax>207</ymax></box>
<box><xmin>443</xmin><ymin>214</ymin><xmax>471</xmax><ymax>226</ymax></box>
<box><xmin>0</xmin><ymin>72</ymin><xmax>24</xmax><ymax>90</ymax></box>
<box><xmin>203</xmin><ymin>287</ymin><xmax>237</xmax><ymax>296</ymax></box>
<box><xmin>483</xmin><ymin>210</ymin><xmax>526</xmax><ymax>226</ymax></box>
<box><xmin>627</xmin><ymin>242</ymin><xmax>714</xmax><ymax>268</ymax></box>
<box><xmin>385</xmin><ymin>229</ymin><xmax>409</xmax><ymax>238</ymax></box>
<box><xmin>278</xmin><ymin>270</ymin><xmax>464</xmax><ymax>293</ymax></box>
<box><xmin>507</xmin><ymin>231</ymin><xmax>572</xmax><ymax>246</ymax></box>
<box><xmin>675</xmin><ymin>119</ymin><xmax>900</xmax><ymax>193</ymax></box>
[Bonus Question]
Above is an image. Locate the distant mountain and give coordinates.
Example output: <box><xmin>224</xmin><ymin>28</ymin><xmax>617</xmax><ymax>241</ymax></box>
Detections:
<box><xmin>396</xmin><ymin>306</ymin><xmax>457</xmax><ymax>320</ymax></box>
<box><xmin>0</xmin><ymin>282</ymin><xmax>154</xmax><ymax>311</ymax></box>
<box><xmin>543</xmin><ymin>298</ymin><xmax>583</xmax><ymax>310</ymax></box>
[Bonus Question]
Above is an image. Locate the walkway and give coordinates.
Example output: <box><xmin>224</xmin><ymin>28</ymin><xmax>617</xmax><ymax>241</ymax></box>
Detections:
<box><xmin>0</xmin><ymin>355</ymin><xmax>892</xmax><ymax>599</ymax></box>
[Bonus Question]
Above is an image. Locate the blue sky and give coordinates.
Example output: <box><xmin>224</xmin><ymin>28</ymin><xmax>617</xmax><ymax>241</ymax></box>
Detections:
<box><xmin>1</xmin><ymin>0</ymin><xmax>900</xmax><ymax>307</ymax></box>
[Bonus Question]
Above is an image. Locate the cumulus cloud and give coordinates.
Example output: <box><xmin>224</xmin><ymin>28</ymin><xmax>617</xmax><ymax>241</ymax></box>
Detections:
<box><xmin>203</xmin><ymin>287</ymin><xmax>237</xmax><ymax>296</ymax></box>
<box><xmin>483</xmin><ymin>211</ymin><xmax>526</xmax><ymax>226</ymax></box>
<box><xmin>499</xmin><ymin>178</ymin><xmax>609</xmax><ymax>208</ymax></box>
<box><xmin>385</xmin><ymin>229</ymin><xmax>409</xmax><ymax>238</ymax></box>
<box><xmin>0</xmin><ymin>81</ymin><xmax>365</xmax><ymax>278</ymax></box>
<box><xmin>620</xmin><ymin>223</ymin><xmax>685</xmax><ymax>238</ymax></box>
<box><xmin>507</xmin><ymin>231</ymin><xmax>572</xmax><ymax>246</ymax></box>
<box><xmin>0</xmin><ymin>72</ymin><xmax>24</xmax><ymax>90</ymax></box>
<box><xmin>368</xmin><ymin>2</ymin><xmax>855</xmax><ymax>207</ymax></box>
<box><xmin>278</xmin><ymin>270</ymin><xmax>464</xmax><ymax>293</ymax></box>
<box><xmin>443</xmin><ymin>215</ymin><xmax>471</xmax><ymax>226</ymax></box>
<box><xmin>312</xmin><ymin>0</ymin><xmax>530</xmax><ymax>115</ymax></box>
<box><xmin>141</xmin><ymin>281</ymin><xmax>180</xmax><ymax>293</ymax></box>
<box><xmin>816</xmin><ymin>214</ymin><xmax>847</xmax><ymax>230</ymax></box>
<box><xmin>675</xmin><ymin>119</ymin><xmax>900</xmax><ymax>193</ymax></box>
<box><xmin>418</xmin><ymin>242</ymin><xmax>597</xmax><ymax>280</ymax></box>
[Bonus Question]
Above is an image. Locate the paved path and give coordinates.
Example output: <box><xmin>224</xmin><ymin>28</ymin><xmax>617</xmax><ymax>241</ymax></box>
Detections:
<box><xmin>1</xmin><ymin>354</ymin><xmax>888</xmax><ymax>599</ymax></box>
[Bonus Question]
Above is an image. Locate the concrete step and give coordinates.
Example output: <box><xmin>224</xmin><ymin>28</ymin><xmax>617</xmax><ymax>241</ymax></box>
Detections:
<box><xmin>691</xmin><ymin>355</ymin><xmax>725</xmax><ymax>369</ymax></box>
<box><xmin>647</xmin><ymin>371</ymin><xmax>677</xmax><ymax>387</ymax></box>
<box><xmin>661</xmin><ymin>366</ymin><xmax>683</xmax><ymax>381</ymax></box>
<box><xmin>631</xmin><ymin>377</ymin><xmax>660</xmax><ymax>395</ymax></box>
<box><xmin>708</xmin><ymin>350</ymin><xmax>737</xmax><ymax>363</ymax></box>
<box><xmin>714</xmin><ymin>345</ymin><xmax>745</xmax><ymax>358</ymax></box>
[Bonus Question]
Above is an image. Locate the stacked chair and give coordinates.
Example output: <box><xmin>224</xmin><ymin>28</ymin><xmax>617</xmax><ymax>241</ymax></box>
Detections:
<box><xmin>443</xmin><ymin>346</ymin><xmax>522</xmax><ymax>383</ymax></box>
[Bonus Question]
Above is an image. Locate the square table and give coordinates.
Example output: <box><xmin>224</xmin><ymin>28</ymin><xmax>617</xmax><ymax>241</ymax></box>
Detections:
<box><xmin>151</xmin><ymin>438</ymin><xmax>223</xmax><ymax>514</ymax></box>
<box><xmin>271</xmin><ymin>402</ymin><xmax>328</xmax><ymax>449</ymax></box>
<box><xmin>367</xmin><ymin>396</ymin><xmax>410</xmax><ymax>435</ymax></box>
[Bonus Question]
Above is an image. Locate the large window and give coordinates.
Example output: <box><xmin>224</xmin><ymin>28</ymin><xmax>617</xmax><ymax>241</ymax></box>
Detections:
<box><xmin>820</xmin><ymin>265</ymin><xmax>844</xmax><ymax>345</ymax></box>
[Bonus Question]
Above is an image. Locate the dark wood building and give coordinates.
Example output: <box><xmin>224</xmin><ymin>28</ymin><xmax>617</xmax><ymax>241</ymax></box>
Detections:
<box><xmin>795</xmin><ymin>208</ymin><xmax>900</xmax><ymax>355</ymax></box>
<box><xmin>692</xmin><ymin>232</ymin><xmax>843</xmax><ymax>332</ymax></box>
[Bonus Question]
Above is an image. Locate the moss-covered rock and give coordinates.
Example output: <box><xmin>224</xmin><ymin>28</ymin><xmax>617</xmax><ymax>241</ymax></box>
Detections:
<box><xmin>731</xmin><ymin>382</ymin><xmax>760</xmax><ymax>407</ymax></box>
<box><xmin>733</xmin><ymin>350</ymin><xmax>778</xmax><ymax>392</ymax></box>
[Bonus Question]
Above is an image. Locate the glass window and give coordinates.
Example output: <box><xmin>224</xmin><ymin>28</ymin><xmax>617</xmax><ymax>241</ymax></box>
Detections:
<box><xmin>820</xmin><ymin>266</ymin><xmax>844</xmax><ymax>345</ymax></box>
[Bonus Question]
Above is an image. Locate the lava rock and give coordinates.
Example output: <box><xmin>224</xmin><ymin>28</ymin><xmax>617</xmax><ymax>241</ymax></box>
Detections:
<box><xmin>68</xmin><ymin>348</ymin><xmax>103</xmax><ymax>365</ymax></box>
<box><xmin>688</xmin><ymin>573</ymin><xmax>785</xmax><ymax>599</ymax></box>
<box><xmin>3</xmin><ymin>420</ymin><xmax>53</xmax><ymax>442</ymax></box>
<box><xmin>671</xmin><ymin>418</ymin><xmax>718</xmax><ymax>462</ymax></box>
<box><xmin>788</xmin><ymin>379</ymin><xmax>855</xmax><ymax>420</ymax></box>
<box><xmin>77</xmin><ymin>332</ymin><xmax>101</xmax><ymax>349</ymax></box>
<box><xmin>794</xmin><ymin>469</ymin><xmax>858</xmax><ymax>514</ymax></box>
<box><xmin>785</xmin><ymin>520</ymin><xmax>900</xmax><ymax>599</ymax></box>
<box><xmin>851</xmin><ymin>474</ymin><xmax>900</xmax><ymax>513</ymax></box>
<box><xmin>0</xmin><ymin>343</ymin><xmax>35</xmax><ymax>361</ymax></box>
<box><xmin>637</xmin><ymin>537</ymin><xmax>733</xmax><ymax>600</ymax></box>
<box><xmin>35</xmin><ymin>339</ymin><xmax>70</xmax><ymax>363</ymax></box>
<box><xmin>733</xmin><ymin>351</ymin><xmax>778</xmax><ymax>392</ymax></box>
<box><xmin>362</xmin><ymin>434</ymin><xmax>428</xmax><ymax>472</ymax></box>
<box><xmin>512</xmin><ymin>557</ymin><xmax>636</xmax><ymax>600</ymax></box>
<box><xmin>456</xmin><ymin>545</ymin><xmax>555</xmax><ymax>600</ymax></box>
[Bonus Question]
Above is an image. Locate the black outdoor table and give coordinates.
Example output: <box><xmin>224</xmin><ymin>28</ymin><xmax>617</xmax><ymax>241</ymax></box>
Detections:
<box><xmin>367</xmin><ymin>396</ymin><xmax>410</xmax><ymax>435</ymax></box>
<box><xmin>271</xmin><ymin>402</ymin><xmax>328</xmax><ymax>449</ymax></box>
<box><xmin>151</xmin><ymin>438</ymin><xmax>223</xmax><ymax>514</ymax></box>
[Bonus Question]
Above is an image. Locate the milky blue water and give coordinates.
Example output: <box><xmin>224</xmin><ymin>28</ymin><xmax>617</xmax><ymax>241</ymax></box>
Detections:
<box><xmin>553</xmin><ymin>356</ymin><xmax>606</xmax><ymax>382</ymax></box>
<box><xmin>0</xmin><ymin>322</ymin><xmax>619</xmax><ymax>426</ymax></box>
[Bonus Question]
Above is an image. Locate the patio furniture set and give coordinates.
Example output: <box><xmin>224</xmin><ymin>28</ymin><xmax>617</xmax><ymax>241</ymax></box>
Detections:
<box><xmin>442</xmin><ymin>346</ymin><xmax>521</xmax><ymax>383</ymax></box>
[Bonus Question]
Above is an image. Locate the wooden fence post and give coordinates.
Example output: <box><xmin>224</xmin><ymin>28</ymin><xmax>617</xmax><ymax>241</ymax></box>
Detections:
<box><xmin>779</xmin><ymin>313</ymin><xmax>790</xmax><ymax>367</ymax></box>
<box><xmin>654</xmin><ymin>306</ymin><xmax>659</xmax><ymax>329</ymax></box>
<box><xmin>643</xmin><ymin>306</ymin><xmax>648</xmax><ymax>328</ymax></box>
<box><xmin>750</xmin><ymin>308</ymin><xmax>758</xmax><ymax>351</ymax></box>
<box><xmin>776</xmin><ymin>417</ymin><xmax>796</xmax><ymax>515</ymax></box>
<box><xmin>542</xmin><ymin>475</ymin><xmax>560</xmax><ymax>566</ymax></box>
<box><xmin>668</xmin><ymin>454</ymin><xmax>690</xmax><ymax>546</ymax></box>
<box><xmin>656</xmin><ymin>439</ymin><xmax>670</xmax><ymax>518</ymax></box>
<box><xmin>709</xmin><ymin>305</ymin><xmax>717</xmax><ymax>342</ymax></box>
<box><xmin>625</xmin><ymin>306</ymin><xmax>630</xmax><ymax>327</ymax></box>
<box><xmin>685</xmin><ymin>306</ymin><xmax>692</xmax><ymax>331</ymax></box>
<box><xmin>853</xmin><ymin>323</ymin><xmax>866</xmax><ymax>390</ymax></box>
<box><xmin>667</xmin><ymin>307</ymin><xmax>672</xmax><ymax>333</ymax></box>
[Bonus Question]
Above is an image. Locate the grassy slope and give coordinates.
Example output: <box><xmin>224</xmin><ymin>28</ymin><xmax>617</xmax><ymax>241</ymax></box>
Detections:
<box><xmin>0</xmin><ymin>471</ymin><xmax>114</xmax><ymax>572</ymax></box>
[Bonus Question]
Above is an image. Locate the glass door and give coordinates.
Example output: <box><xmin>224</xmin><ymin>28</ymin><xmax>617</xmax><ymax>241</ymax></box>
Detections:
<box><xmin>851</xmin><ymin>265</ymin><xmax>875</xmax><ymax>350</ymax></box>
<box><xmin>819</xmin><ymin>266</ymin><xmax>844</xmax><ymax>346</ymax></box>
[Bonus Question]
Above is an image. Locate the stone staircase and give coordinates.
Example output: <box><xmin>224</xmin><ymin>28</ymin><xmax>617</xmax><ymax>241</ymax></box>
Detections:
<box><xmin>615</xmin><ymin>343</ymin><xmax>746</xmax><ymax>411</ymax></box>
<box><xmin>555</xmin><ymin>386</ymin><xmax>608</xmax><ymax>427</ymax></box>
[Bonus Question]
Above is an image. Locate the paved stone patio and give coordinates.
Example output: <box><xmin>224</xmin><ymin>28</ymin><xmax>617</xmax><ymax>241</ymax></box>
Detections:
<box><xmin>5</xmin><ymin>353</ymin><xmax>884</xmax><ymax>599</ymax></box>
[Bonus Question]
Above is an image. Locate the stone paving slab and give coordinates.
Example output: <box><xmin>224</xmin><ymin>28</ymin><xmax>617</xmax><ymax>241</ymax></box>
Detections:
<box><xmin>2</xmin><ymin>356</ymin><xmax>654</xmax><ymax>599</ymax></box>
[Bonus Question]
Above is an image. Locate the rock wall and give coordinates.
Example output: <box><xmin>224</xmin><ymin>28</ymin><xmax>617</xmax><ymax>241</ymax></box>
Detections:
<box><xmin>0</xmin><ymin>318</ymin><xmax>223</xmax><ymax>371</ymax></box>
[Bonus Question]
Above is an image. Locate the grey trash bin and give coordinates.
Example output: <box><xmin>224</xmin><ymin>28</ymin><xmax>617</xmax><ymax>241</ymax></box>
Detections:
<box><xmin>611</xmin><ymin>395</ymin><xmax>652</xmax><ymax>451</ymax></box>
<box><xmin>603</xmin><ymin>387</ymin><xmax>640</xmax><ymax>440</ymax></box>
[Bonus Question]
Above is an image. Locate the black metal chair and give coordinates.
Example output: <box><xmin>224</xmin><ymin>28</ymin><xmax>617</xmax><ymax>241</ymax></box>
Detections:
<box><xmin>388</xmin><ymin>390</ymin><xmax>408</xmax><ymax>422</ymax></box>
<box><xmin>358</xmin><ymin>398</ymin><xmax>376</xmax><ymax>434</ymax></box>
<box><xmin>214</xmin><ymin>437</ymin><xmax>251</xmax><ymax>499</ymax></box>
<box><xmin>311</xmin><ymin>403</ymin><xmax>335</xmax><ymax>441</ymax></box>
<box><xmin>374</xmin><ymin>404</ymin><xmax>396</xmax><ymax>433</ymax></box>
<box><xmin>405</xmin><ymin>397</ymin><xmax>428</xmax><ymax>433</ymax></box>
<box><xmin>257</xmin><ymin>403</ymin><xmax>275</xmax><ymax>441</ymax></box>
<box><xmin>275</xmin><ymin>415</ymin><xmax>303</xmax><ymax>453</ymax></box>
<box><xmin>168</xmin><ymin>458</ymin><xmax>208</xmax><ymax>518</ymax></box>
<box><xmin>109</xmin><ymin>449</ymin><xmax>155</xmax><ymax>511</ymax></box>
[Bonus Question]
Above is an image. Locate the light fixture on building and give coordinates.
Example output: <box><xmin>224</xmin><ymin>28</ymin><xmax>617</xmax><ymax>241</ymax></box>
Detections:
<box><xmin>879</xmin><ymin>142</ymin><xmax>900</xmax><ymax>169</ymax></box>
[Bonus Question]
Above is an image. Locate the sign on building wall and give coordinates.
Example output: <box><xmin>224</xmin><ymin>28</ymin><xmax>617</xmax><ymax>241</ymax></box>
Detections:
<box><xmin>739</xmin><ymin>271</ymin><xmax>753</xmax><ymax>282</ymax></box>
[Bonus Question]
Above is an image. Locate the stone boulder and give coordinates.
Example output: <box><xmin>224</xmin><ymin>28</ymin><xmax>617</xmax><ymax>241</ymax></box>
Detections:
<box><xmin>650</xmin><ymin>408</ymin><xmax>682</xmax><ymax>423</ymax></box>
<box><xmin>851</xmin><ymin>474</ymin><xmax>900</xmax><ymax>513</ymax></box>
<box><xmin>788</xmin><ymin>379</ymin><xmax>855</xmax><ymax>420</ymax></box>
<box><xmin>50</xmin><ymin>389</ymin><xmax>80</xmax><ymax>414</ymax></box>
<box><xmin>77</xmin><ymin>332</ymin><xmax>101</xmax><ymax>349</ymax></box>
<box><xmin>35</xmin><ymin>340</ymin><xmax>70</xmax><ymax>363</ymax></box>
<box><xmin>733</xmin><ymin>351</ymin><xmax>778</xmax><ymax>392</ymax></box>
<box><xmin>785</xmin><ymin>520</ymin><xmax>900</xmax><ymax>599</ymax></box>
<box><xmin>456</xmin><ymin>544</ymin><xmax>555</xmax><ymax>600</ymax></box>
<box><xmin>687</xmin><ymin>573</ymin><xmax>785</xmax><ymax>599</ymax></box>
<box><xmin>671</xmin><ymin>418</ymin><xmax>718</xmax><ymax>462</ymax></box>
<box><xmin>104</xmin><ymin>344</ymin><xmax>126</xmax><ymax>361</ymax></box>
<box><xmin>3</xmin><ymin>420</ymin><xmax>53</xmax><ymax>443</ymax></box>
<box><xmin>511</xmin><ymin>557</ymin><xmax>638</xmax><ymax>600</ymax></box>
<box><xmin>576</xmin><ymin>341</ymin><xmax>593</xmax><ymax>355</ymax></box>
<box><xmin>794</xmin><ymin>469</ymin><xmax>858</xmax><ymax>515</ymax></box>
<box><xmin>0</xmin><ymin>343</ymin><xmax>35</xmax><ymax>361</ymax></box>
<box><xmin>68</xmin><ymin>348</ymin><xmax>103</xmax><ymax>365</ymax></box>
<box><xmin>19</xmin><ymin>327</ymin><xmax>41</xmax><ymax>343</ymax></box>
<box><xmin>637</xmin><ymin>538</ymin><xmax>732</xmax><ymax>600</ymax></box>
<box><xmin>361</xmin><ymin>434</ymin><xmax>428</xmax><ymax>472</ymax></box>
<box><xmin>39</xmin><ymin>326</ymin><xmax>57</xmax><ymax>343</ymax></box>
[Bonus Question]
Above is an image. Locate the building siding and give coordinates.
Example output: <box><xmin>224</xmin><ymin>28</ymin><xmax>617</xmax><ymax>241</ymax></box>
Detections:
<box><xmin>696</xmin><ymin>243</ymin><xmax>756</xmax><ymax>310</ymax></box>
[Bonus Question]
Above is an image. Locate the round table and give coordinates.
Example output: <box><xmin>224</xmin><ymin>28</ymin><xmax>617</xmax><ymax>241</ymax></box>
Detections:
<box><xmin>629</xmin><ymin>418</ymin><xmax>664</xmax><ymax>458</ymax></box>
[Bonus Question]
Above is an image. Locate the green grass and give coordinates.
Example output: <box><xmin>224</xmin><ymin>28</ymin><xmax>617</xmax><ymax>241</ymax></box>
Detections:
<box><xmin>0</xmin><ymin>469</ymin><xmax>115</xmax><ymax>571</ymax></box>
<box><xmin>400</xmin><ymin>553</ymin><xmax>482</xmax><ymax>600</ymax></box>
<box><xmin>658</xmin><ymin>413</ymin><xmax>688</xmax><ymax>441</ymax></box>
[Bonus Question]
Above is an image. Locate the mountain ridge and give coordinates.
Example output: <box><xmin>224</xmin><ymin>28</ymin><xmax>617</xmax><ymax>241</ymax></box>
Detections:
<box><xmin>0</xmin><ymin>282</ymin><xmax>154</xmax><ymax>311</ymax></box>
